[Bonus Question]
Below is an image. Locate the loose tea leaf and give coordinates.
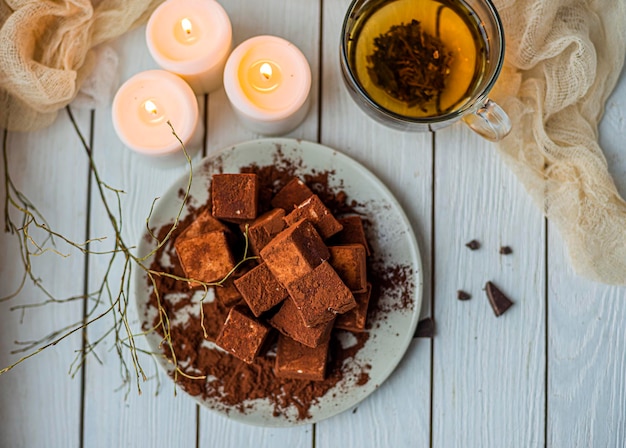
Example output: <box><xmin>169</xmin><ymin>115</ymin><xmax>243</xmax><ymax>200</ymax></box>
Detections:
<box><xmin>465</xmin><ymin>239</ymin><xmax>481</xmax><ymax>250</ymax></box>
<box><xmin>367</xmin><ymin>19</ymin><xmax>452</xmax><ymax>112</ymax></box>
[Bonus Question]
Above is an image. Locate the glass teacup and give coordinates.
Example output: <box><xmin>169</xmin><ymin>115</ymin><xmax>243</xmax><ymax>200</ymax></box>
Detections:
<box><xmin>340</xmin><ymin>0</ymin><xmax>511</xmax><ymax>141</ymax></box>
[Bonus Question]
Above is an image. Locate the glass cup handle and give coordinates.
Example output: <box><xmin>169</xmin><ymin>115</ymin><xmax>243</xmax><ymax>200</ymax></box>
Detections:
<box><xmin>462</xmin><ymin>99</ymin><xmax>511</xmax><ymax>142</ymax></box>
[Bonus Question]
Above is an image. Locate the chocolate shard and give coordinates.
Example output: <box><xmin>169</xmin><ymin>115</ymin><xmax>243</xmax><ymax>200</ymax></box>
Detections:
<box><xmin>457</xmin><ymin>290</ymin><xmax>471</xmax><ymax>301</ymax></box>
<box><xmin>414</xmin><ymin>317</ymin><xmax>435</xmax><ymax>338</ymax></box>
<box><xmin>499</xmin><ymin>246</ymin><xmax>513</xmax><ymax>255</ymax></box>
<box><xmin>485</xmin><ymin>281</ymin><xmax>514</xmax><ymax>317</ymax></box>
<box><xmin>465</xmin><ymin>239</ymin><xmax>480</xmax><ymax>250</ymax></box>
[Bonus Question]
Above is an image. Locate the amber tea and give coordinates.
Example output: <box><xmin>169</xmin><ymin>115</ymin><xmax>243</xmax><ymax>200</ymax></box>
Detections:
<box><xmin>346</xmin><ymin>0</ymin><xmax>490</xmax><ymax>118</ymax></box>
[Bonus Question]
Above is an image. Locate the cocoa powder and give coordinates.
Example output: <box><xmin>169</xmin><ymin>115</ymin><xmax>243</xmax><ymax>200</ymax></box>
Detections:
<box><xmin>144</xmin><ymin>150</ymin><xmax>414</xmax><ymax>422</ymax></box>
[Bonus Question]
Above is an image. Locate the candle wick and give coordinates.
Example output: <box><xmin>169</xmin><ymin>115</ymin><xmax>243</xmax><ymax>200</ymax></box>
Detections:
<box><xmin>260</xmin><ymin>62</ymin><xmax>273</xmax><ymax>81</ymax></box>
<box><xmin>144</xmin><ymin>100</ymin><xmax>159</xmax><ymax>117</ymax></box>
<box><xmin>181</xmin><ymin>18</ymin><xmax>193</xmax><ymax>37</ymax></box>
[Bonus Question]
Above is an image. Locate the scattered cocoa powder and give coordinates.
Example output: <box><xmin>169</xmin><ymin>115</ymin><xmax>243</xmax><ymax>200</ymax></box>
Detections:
<box><xmin>143</xmin><ymin>147</ymin><xmax>415</xmax><ymax>422</ymax></box>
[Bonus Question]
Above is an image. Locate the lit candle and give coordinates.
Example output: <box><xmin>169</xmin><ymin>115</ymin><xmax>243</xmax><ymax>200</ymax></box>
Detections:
<box><xmin>112</xmin><ymin>70</ymin><xmax>199</xmax><ymax>157</ymax></box>
<box><xmin>223</xmin><ymin>36</ymin><xmax>312</xmax><ymax>135</ymax></box>
<box><xmin>146</xmin><ymin>0</ymin><xmax>232</xmax><ymax>94</ymax></box>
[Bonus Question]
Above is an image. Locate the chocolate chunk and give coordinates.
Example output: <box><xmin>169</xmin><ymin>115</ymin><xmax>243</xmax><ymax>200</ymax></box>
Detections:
<box><xmin>177</xmin><ymin>209</ymin><xmax>228</xmax><ymax>242</ymax></box>
<box><xmin>174</xmin><ymin>231</ymin><xmax>235</xmax><ymax>286</ymax></box>
<box><xmin>269</xmin><ymin>298</ymin><xmax>334</xmax><ymax>348</ymax></box>
<box><xmin>485</xmin><ymin>281</ymin><xmax>514</xmax><ymax>317</ymax></box>
<box><xmin>234</xmin><ymin>263</ymin><xmax>288</xmax><ymax>317</ymax></box>
<box><xmin>414</xmin><ymin>317</ymin><xmax>435</xmax><ymax>338</ymax></box>
<box><xmin>211</xmin><ymin>173</ymin><xmax>259</xmax><ymax>222</ymax></box>
<box><xmin>329</xmin><ymin>215</ymin><xmax>371</xmax><ymax>255</ymax></box>
<box><xmin>287</xmin><ymin>261</ymin><xmax>356</xmax><ymax>327</ymax></box>
<box><xmin>260</xmin><ymin>219</ymin><xmax>329</xmax><ymax>287</ymax></box>
<box><xmin>457</xmin><ymin>290</ymin><xmax>471</xmax><ymax>301</ymax></box>
<box><xmin>284</xmin><ymin>194</ymin><xmax>343</xmax><ymax>239</ymax></box>
<box><xmin>499</xmin><ymin>246</ymin><xmax>513</xmax><ymax>255</ymax></box>
<box><xmin>214</xmin><ymin>278</ymin><xmax>243</xmax><ymax>307</ymax></box>
<box><xmin>244</xmin><ymin>208</ymin><xmax>286</xmax><ymax>255</ymax></box>
<box><xmin>328</xmin><ymin>244</ymin><xmax>368</xmax><ymax>293</ymax></box>
<box><xmin>270</xmin><ymin>177</ymin><xmax>314</xmax><ymax>210</ymax></box>
<box><xmin>215</xmin><ymin>306</ymin><xmax>270</xmax><ymax>364</ymax></box>
<box><xmin>465</xmin><ymin>239</ymin><xmax>481</xmax><ymax>250</ymax></box>
<box><xmin>214</xmin><ymin>264</ymin><xmax>254</xmax><ymax>307</ymax></box>
<box><xmin>275</xmin><ymin>334</ymin><xmax>329</xmax><ymax>381</ymax></box>
<box><xmin>334</xmin><ymin>284</ymin><xmax>371</xmax><ymax>332</ymax></box>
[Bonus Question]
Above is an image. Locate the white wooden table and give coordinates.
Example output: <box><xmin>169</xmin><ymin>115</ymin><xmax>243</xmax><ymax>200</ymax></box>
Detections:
<box><xmin>2</xmin><ymin>1</ymin><xmax>626</xmax><ymax>447</ymax></box>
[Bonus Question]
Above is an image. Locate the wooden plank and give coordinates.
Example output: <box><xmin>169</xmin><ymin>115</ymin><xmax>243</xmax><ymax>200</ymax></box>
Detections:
<box><xmin>316</xmin><ymin>0</ymin><xmax>433</xmax><ymax>446</ymax></box>
<box><xmin>0</xmin><ymin>110</ymin><xmax>90</xmax><ymax>448</ymax></box>
<box><xmin>82</xmin><ymin>25</ymin><xmax>198</xmax><ymax>448</ymax></box>
<box><xmin>431</xmin><ymin>126</ymin><xmax>546</xmax><ymax>447</ymax></box>
<box><xmin>547</xmin><ymin>65</ymin><xmax>626</xmax><ymax>447</ymax></box>
<box><xmin>197</xmin><ymin>0</ymin><xmax>319</xmax><ymax>445</ymax></box>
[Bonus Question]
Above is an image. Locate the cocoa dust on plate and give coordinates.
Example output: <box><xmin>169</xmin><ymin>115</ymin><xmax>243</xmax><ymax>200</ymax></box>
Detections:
<box><xmin>144</xmin><ymin>149</ymin><xmax>415</xmax><ymax>422</ymax></box>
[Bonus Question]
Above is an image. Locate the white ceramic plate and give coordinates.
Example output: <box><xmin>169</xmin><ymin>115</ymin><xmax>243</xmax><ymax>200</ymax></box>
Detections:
<box><xmin>135</xmin><ymin>138</ymin><xmax>423</xmax><ymax>426</ymax></box>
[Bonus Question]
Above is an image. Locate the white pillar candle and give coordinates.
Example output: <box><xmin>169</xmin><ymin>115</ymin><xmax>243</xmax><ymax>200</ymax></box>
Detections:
<box><xmin>223</xmin><ymin>35</ymin><xmax>312</xmax><ymax>135</ymax></box>
<box><xmin>146</xmin><ymin>0</ymin><xmax>232</xmax><ymax>94</ymax></box>
<box><xmin>112</xmin><ymin>70</ymin><xmax>199</xmax><ymax>158</ymax></box>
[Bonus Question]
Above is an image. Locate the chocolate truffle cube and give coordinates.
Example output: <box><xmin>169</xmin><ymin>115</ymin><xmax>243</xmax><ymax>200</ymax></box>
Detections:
<box><xmin>275</xmin><ymin>334</ymin><xmax>329</xmax><ymax>381</ymax></box>
<box><xmin>284</xmin><ymin>195</ymin><xmax>343</xmax><ymax>239</ymax></box>
<box><xmin>214</xmin><ymin>279</ymin><xmax>242</xmax><ymax>307</ymax></box>
<box><xmin>269</xmin><ymin>298</ymin><xmax>334</xmax><ymax>348</ymax></box>
<box><xmin>175</xmin><ymin>231</ymin><xmax>235</xmax><ymax>286</ymax></box>
<box><xmin>178</xmin><ymin>209</ymin><xmax>228</xmax><ymax>242</ymax></box>
<box><xmin>234</xmin><ymin>263</ymin><xmax>288</xmax><ymax>317</ymax></box>
<box><xmin>329</xmin><ymin>215</ymin><xmax>370</xmax><ymax>255</ymax></box>
<box><xmin>270</xmin><ymin>177</ymin><xmax>314</xmax><ymax>210</ymax></box>
<box><xmin>214</xmin><ymin>264</ymin><xmax>254</xmax><ymax>307</ymax></box>
<box><xmin>260</xmin><ymin>219</ymin><xmax>330</xmax><ymax>287</ymax></box>
<box><xmin>328</xmin><ymin>244</ymin><xmax>368</xmax><ymax>293</ymax></box>
<box><xmin>211</xmin><ymin>173</ymin><xmax>259</xmax><ymax>222</ymax></box>
<box><xmin>335</xmin><ymin>283</ymin><xmax>371</xmax><ymax>332</ymax></box>
<box><xmin>244</xmin><ymin>208</ymin><xmax>286</xmax><ymax>256</ymax></box>
<box><xmin>287</xmin><ymin>260</ymin><xmax>356</xmax><ymax>327</ymax></box>
<box><xmin>215</xmin><ymin>306</ymin><xmax>270</xmax><ymax>364</ymax></box>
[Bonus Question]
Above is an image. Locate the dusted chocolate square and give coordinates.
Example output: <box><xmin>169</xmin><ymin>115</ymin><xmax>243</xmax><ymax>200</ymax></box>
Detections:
<box><xmin>234</xmin><ymin>263</ymin><xmax>288</xmax><ymax>317</ymax></box>
<box><xmin>178</xmin><ymin>209</ymin><xmax>228</xmax><ymax>242</ymax></box>
<box><xmin>244</xmin><ymin>208</ymin><xmax>286</xmax><ymax>256</ymax></box>
<box><xmin>260</xmin><ymin>219</ymin><xmax>330</xmax><ymax>287</ymax></box>
<box><xmin>275</xmin><ymin>334</ymin><xmax>329</xmax><ymax>381</ymax></box>
<box><xmin>175</xmin><ymin>231</ymin><xmax>235</xmax><ymax>286</ymax></box>
<box><xmin>287</xmin><ymin>260</ymin><xmax>356</xmax><ymax>327</ymax></box>
<box><xmin>214</xmin><ymin>264</ymin><xmax>254</xmax><ymax>307</ymax></box>
<box><xmin>214</xmin><ymin>278</ymin><xmax>242</xmax><ymax>307</ymax></box>
<box><xmin>270</xmin><ymin>177</ymin><xmax>314</xmax><ymax>210</ymax></box>
<box><xmin>211</xmin><ymin>173</ymin><xmax>259</xmax><ymax>222</ymax></box>
<box><xmin>215</xmin><ymin>306</ymin><xmax>270</xmax><ymax>364</ymax></box>
<box><xmin>335</xmin><ymin>283</ymin><xmax>371</xmax><ymax>332</ymax></box>
<box><xmin>284</xmin><ymin>195</ymin><xmax>343</xmax><ymax>239</ymax></box>
<box><xmin>329</xmin><ymin>215</ymin><xmax>371</xmax><ymax>255</ymax></box>
<box><xmin>328</xmin><ymin>244</ymin><xmax>368</xmax><ymax>292</ymax></box>
<box><xmin>269</xmin><ymin>298</ymin><xmax>334</xmax><ymax>348</ymax></box>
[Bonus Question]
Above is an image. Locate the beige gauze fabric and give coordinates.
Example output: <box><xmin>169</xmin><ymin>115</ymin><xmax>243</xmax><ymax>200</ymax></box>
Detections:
<box><xmin>0</xmin><ymin>0</ymin><xmax>163</xmax><ymax>131</ymax></box>
<box><xmin>492</xmin><ymin>0</ymin><xmax>626</xmax><ymax>284</ymax></box>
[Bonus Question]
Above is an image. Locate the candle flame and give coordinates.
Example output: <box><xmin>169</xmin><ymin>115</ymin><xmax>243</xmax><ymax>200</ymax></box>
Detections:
<box><xmin>260</xmin><ymin>62</ymin><xmax>272</xmax><ymax>80</ymax></box>
<box><xmin>144</xmin><ymin>100</ymin><xmax>158</xmax><ymax>115</ymax></box>
<box><xmin>181</xmin><ymin>18</ymin><xmax>192</xmax><ymax>35</ymax></box>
